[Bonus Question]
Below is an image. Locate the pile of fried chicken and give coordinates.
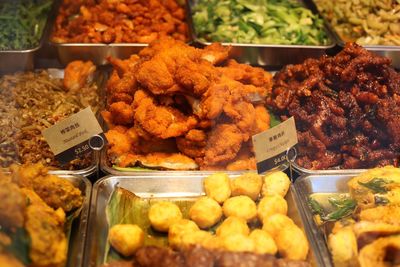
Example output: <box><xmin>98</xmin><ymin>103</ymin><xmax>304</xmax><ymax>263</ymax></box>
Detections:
<box><xmin>268</xmin><ymin>42</ymin><xmax>400</xmax><ymax>170</ymax></box>
<box><xmin>51</xmin><ymin>0</ymin><xmax>188</xmax><ymax>43</ymax></box>
<box><xmin>0</xmin><ymin>163</ymin><xmax>83</xmax><ymax>267</ymax></box>
<box><xmin>102</xmin><ymin>37</ymin><xmax>273</xmax><ymax>170</ymax></box>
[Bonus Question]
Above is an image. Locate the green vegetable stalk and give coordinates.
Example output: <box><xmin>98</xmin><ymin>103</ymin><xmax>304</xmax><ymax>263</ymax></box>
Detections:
<box><xmin>192</xmin><ymin>0</ymin><xmax>330</xmax><ymax>45</ymax></box>
<box><xmin>0</xmin><ymin>0</ymin><xmax>52</xmax><ymax>50</ymax></box>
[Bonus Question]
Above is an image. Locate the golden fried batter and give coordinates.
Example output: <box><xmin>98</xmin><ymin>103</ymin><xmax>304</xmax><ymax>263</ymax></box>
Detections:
<box><xmin>11</xmin><ymin>163</ymin><xmax>83</xmax><ymax>212</ymax></box>
<box><xmin>358</xmin><ymin>235</ymin><xmax>400</xmax><ymax>267</ymax></box>
<box><xmin>359</xmin><ymin>205</ymin><xmax>400</xmax><ymax>225</ymax></box>
<box><xmin>0</xmin><ymin>182</ymin><xmax>25</xmax><ymax>229</ymax></box>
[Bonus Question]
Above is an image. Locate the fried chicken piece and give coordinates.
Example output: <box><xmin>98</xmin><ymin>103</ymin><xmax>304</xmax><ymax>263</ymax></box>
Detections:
<box><xmin>226</xmin><ymin>142</ymin><xmax>256</xmax><ymax>171</ymax></box>
<box><xmin>353</xmin><ymin>221</ymin><xmax>400</xmax><ymax>249</ymax></box>
<box><xmin>203</xmin><ymin>124</ymin><xmax>243</xmax><ymax>166</ymax></box>
<box><xmin>253</xmin><ymin>105</ymin><xmax>270</xmax><ymax>134</ymax></box>
<box><xmin>358</xmin><ymin>236</ymin><xmax>400</xmax><ymax>267</ymax></box>
<box><xmin>106</xmin><ymin>126</ymin><xmax>139</xmax><ymax>157</ymax></box>
<box><xmin>109</xmin><ymin>101</ymin><xmax>135</xmax><ymax>125</ymax></box>
<box><xmin>0</xmin><ymin>181</ymin><xmax>26</xmax><ymax>229</ymax></box>
<box><xmin>359</xmin><ymin>205</ymin><xmax>400</xmax><ymax>225</ymax></box>
<box><xmin>138</xmin><ymin>152</ymin><xmax>198</xmax><ymax>170</ymax></box>
<box><xmin>176</xmin><ymin>129</ymin><xmax>207</xmax><ymax>159</ymax></box>
<box><xmin>23</xmin><ymin>189</ymin><xmax>67</xmax><ymax>267</ymax></box>
<box><xmin>200</xmin><ymin>43</ymin><xmax>231</xmax><ymax>65</ymax></box>
<box><xmin>11</xmin><ymin>163</ymin><xmax>83</xmax><ymax>212</ymax></box>
<box><xmin>133</xmin><ymin>90</ymin><xmax>198</xmax><ymax>139</ymax></box>
<box><xmin>63</xmin><ymin>60</ymin><xmax>96</xmax><ymax>92</ymax></box>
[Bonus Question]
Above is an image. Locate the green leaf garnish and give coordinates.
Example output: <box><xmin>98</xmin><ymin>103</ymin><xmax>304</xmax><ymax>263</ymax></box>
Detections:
<box><xmin>308</xmin><ymin>196</ymin><xmax>357</xmax><ymax>222</ymax></box>
<box><xmin>358</xmin><ymin>177</ymin><xmax>391</xmax><ymax>194</ymax></box>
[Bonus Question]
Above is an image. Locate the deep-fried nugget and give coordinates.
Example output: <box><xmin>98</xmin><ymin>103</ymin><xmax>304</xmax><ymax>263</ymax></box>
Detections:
<box><xmin>109</xmin><ymin>101</ymin><xmax>135</xmax><ymax>125</ymax></box>
<box><xmin>358</xmin><ymin>235</ymin><xmax>400</xmax><ymax>267</ymax></box>
<box><xmin>0</xmin><ymin>181</ymin><xmax>25</xmax><ymax>229</ymax></box>
<box><xmin>359</xmin><ymin>205</ymin><xmax>400</xmax><ymax>225</ymax></box>
<box><xmin>63</xmin><ymin>60</ymin><xmax>96</xmax><ymax>92</ymax></box>
<box><xmin>201</xmin><ymin>43</ymin><xmax>231</xmax><ymax>65</ymax></box>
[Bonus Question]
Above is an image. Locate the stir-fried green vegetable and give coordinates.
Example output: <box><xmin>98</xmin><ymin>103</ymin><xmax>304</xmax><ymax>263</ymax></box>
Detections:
<box><xmin>0</xmin><ymin>0</ymin><xmax>52</xmax><ymax>50</ymax></box>
<box><xmin>308</xmin><ymin>196</ymin><xmax>357</xmax><ymax>222</ymax></box>
<box><xmin>192</xmin><ymin>0</ymin><xmax>330</xmax><ymax>45</ymax></box>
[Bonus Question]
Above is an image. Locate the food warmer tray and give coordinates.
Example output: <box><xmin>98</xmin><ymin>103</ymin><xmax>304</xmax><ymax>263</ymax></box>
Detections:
<box><xmin>304</xmin><ymin>0</ymin><xmax>400</xmax><ymax>69</ymax></box>
<box><xmin>187</xmin><ymin>0</ymin><xmax>337</xmax><ymax>67</ymax></box>
<box><xmin>84</xmin><ymin>170</ymin><xmax>322</xmax><ymax>267</ymax></box>
<box><xmin>61</xmin><ymin>174</ymin><xmax>92</xmax><ymax>267</ymax></box>
<box><xmin>293</xmin><ymin>172</ymin><xmax>363</xmax><ymax>267</ymax></box>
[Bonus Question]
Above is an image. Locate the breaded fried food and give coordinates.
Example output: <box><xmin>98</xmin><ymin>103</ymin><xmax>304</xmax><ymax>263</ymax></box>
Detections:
<box><xmin>358</xmin><ymin>235</ymin><xmax>400</xmax><ymax>267</ymax></box>
<box><xmin>328</xmin><ymin>226</ymin><xmax>359</xmax><ymax>267</ymax></box>
<box><xmin>11</xmin><ymin>163</ymin><xmax>83</xmax><ymax>212</ymax></box>
<box><xmin>359</xmin><ymin>205</ymin><xmax>400</xmax><ymax>225</ymax></box>
<box><xmin>0</xmin><ymin>182</ymin><xmax>25</xmax><ymax>229</ymax></box>
<box><xmin>63</xmin><ymin>60</ymin><xmax>96</xmax><ymax>92</ymax></box>
<box><xmin>23</xmin><ymin>189</ymin><xmax>67</xmax><ymax>267</ymax></box>
<box><xmin>0</xmin><ymin>253</ymin><xmax>25</xmax><ymax>267</ymax></box>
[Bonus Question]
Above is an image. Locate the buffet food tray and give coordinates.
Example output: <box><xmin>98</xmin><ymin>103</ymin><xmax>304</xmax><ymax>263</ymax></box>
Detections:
<box><xmin>0</xmin><ymin>0</ymin><xmax>57</xmax><ymax>73</ymax></box>
<box><xmin>49</xmin><ymin>3</ymin><xmax>194</xmax><ymax>65</ymax></box>
<box><xmin>60</xmin><ymin>174</ymin><xmax>92</xmax><ymax>267</ymax></box>
<box><xmin>187</xmin><ymin>0</ymin><xmax>336</xmax><ymax>67</ymax></box>
<box><xmin>304</xmin><ymin>0</ymin><xmax>400</xmax><ymax>69</ymax></box>
<box><xmin>293</xmin><ymin>172</ymin><xmax>362</xmax><ymax>267</ymax></box>
<box><xmin>292</xmin><ymin>162</ymin><xmax>367</xmax><ymax>176</ymax></box>
<box><xmin>85</xmin><ymin>171</ymin><xmax>321</xmax><ymax>267</ymax></box>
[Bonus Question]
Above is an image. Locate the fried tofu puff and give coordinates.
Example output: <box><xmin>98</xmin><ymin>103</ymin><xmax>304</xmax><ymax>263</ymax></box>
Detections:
<box><xmin>203</xmin><ymin>173</ymin><xmax>231</xmax><ymax>204</ymax></box>
<box><xmin>178</xmin><ymin>230</ymin><xmax>213</xmax><ymax>249</ymax></box>
<box><xmin>221</xmin><ymin>234</ymin><xmax>255</xmax><ymax>253</ymax></box>
<box><xmin>274</xmin><ymin>224</ymin><xmax>309</xmax><ymax>260</ymax></box>
<box><xmin>262</xmin><ymin>214</ymin><xmax>295</xmax><ymax>237</ymax></box>
<box><xmin>358</xmin><ymin>235</ymin><xmax>400</xmax><ymax>267</ymax></box>
<box><xmin>148</xmin><ymin>201</ymin><xmax>183</xmax><ymax>232</ymax></box>
<box><xmin>108</xmin><ymin>224</ymin><xmax>145</xmax><ymax>257</ymax></box>
<box><xmin>249</xmin><ymin>229</ymin><xmax>277</xmax><ymax>255</ymax></box>
<box><xmin>328</xmin><ymin>226</ymin><xmax>359</xmax><ymax>267</ymax></box>
<box><xmin>257</xmin><ymin>195</ymin><xmax>288</xmax><ymax>222</ymax></box>
<box><xmin>222</xmin><ymin>196</ymin><xmax>257</xmax><ymax>222</ymax></box>
<box><xmin>189</xmin><ymin>197</ymin><xmax>222</xmax><ymax>229</ymax></box>
<box><xmin>168</xmin><ymin>219</ymin><xmax>199</xmax><ymax>248</ymax></box>
<box><xmin>216</xmin><ymin>216</ymin><xmax>250</xmax><ymax>237</ymax></box>
<box><xmin>262</xmin><ymin>171</ymin><xmax>291</xmax><ymax>198</ymax></box>
<box><xmin>230</xmin><ymin>173</ymin><xmax>263</xmax><ymax>201</ymax></box>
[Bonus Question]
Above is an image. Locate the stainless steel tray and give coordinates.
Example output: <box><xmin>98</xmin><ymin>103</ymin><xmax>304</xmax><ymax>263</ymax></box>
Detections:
<box><xmin>85</xmin><ymin>171</ymin><xmax>320</xmax><ymax>267</ymax></box>
<box><xmin>292</xmin><ymin>162</ymin><xmax>367</xmax><ymax>176</ymax></box>
<box><xmin>49</xmin><ymin>2</ymin><xmax>194</xmax><ymax>66</ymax></box>
<box><xmin>0</xmin><ymin>0</ymin><xmax>57</xmax><ymax>74</ymax></box>
<box><xmin>59</xmin><ymin>174</ymin><xmax>92</xmax><ymax>267</ymax></box>
<box><xmin>304</xmin><ymin>0</ymin><xmax>400</xmax><ymax>69</ymax></box>
<box><xmin>293</xmin><ymin>172</ymin><xmax>363</xmax><ymax>267</ymax></box>
<box><xmin>187</xmin><ymin>0</ymin><xmax>336</xmax><ymax>66</ymax></box>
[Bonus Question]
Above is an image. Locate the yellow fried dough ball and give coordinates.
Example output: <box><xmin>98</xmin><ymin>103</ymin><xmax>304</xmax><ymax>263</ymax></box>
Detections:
<box><xmin>274</xmin><ymin>224</ymin><xmax>309</xmax><ymax>260</ymax></box>
<box><xmin>328</xmin><ymin>227</ymin><xmax>358</xmax><ymax>267</ymax></box>
<box><xmin>262</xmin><ymin>171</ymin><xmax>291</xmax><ymax>197</ymax></box>
<box><xmin>148</xmin><ymin>201</ymin><xmax>183</xmax><ymax>232</ymax></box>
<box><xmin>108</xmin><ymin>224</ymin><xmax>144</xmax><ymax>257</ymax></box>
<box><xmin>257</xmin><ymin>194</ymin><xmax>288</xmax><ymax>222</ymax></box>
<box><xmin>189</xmin><ymin>196</ymin><xmax>222</xmax><ymax>229</ymax></box>
<box><xmin>262</xmin><ymin>214</ymin><xmax>295</xmax><ymax>238</ymax></box>
<box><xmin>231</xmin><ymin>173</ymin><xmax>263</xmax><ymax>201</ymax></box>
<box><xmin>222</xmin><ymin>234</ymin><xmax>255</xmax><ymax>252</ymax></box>
<box><xmin>204</xmin><ymin>173</ymin><xmax>231</xmax><ymax>204</ymax></box>
<box><xmin>249</xmin><ymin>229</ymin><xmax>278</xmax><ymax>255</ymax></box>
<box><xmin>201</xmin><ymin>235</ymin><xmax>223</xmax><ymax>250</ymax></box>
<box><xmin>179</xmin><ymin>230</ymin><xmax>213</xmax><ymax>249</ymax></box>
<box><xmin>168</xmin><ymin>219</ymin><xmax>199</xmax><ymax>248</ymax></box>
<box><xmin>216</xmin><ymin>216</ymin><xmax>250</xmax><ymax>237</ymax></box>
<box><xmin>223</xmin><ymin>196</ymin><xmax>257</xmax><ymax>221</ymax></box>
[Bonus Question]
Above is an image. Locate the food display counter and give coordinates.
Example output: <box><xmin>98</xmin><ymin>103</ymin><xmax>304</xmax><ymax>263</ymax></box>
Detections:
<box><xmin>0</xmin><ymin>0</ymin><xmax>399</xmax><ymax>266</ymax></box>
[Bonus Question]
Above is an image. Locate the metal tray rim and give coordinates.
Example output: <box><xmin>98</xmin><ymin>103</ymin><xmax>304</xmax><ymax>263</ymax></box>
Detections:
<box><xmin>292</xmin><ymin>161</ymin><xmax>368</xmax><ymax>175</ymax></box>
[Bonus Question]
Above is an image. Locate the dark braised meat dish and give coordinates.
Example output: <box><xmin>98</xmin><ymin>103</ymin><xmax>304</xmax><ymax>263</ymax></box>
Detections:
<box><xmin>101</xmin><ymin>245</ymin><xmax>311</xmax><ymax>267</ymax></box>
<box><xmin>268</xmin><ymin>43</ymin><xmax>400</xmax><ymax>170</ymax></box>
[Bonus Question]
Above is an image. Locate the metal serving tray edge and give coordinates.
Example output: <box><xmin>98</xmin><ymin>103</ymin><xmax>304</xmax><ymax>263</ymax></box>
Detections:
<box><xmin>187</xmin><ymin>0</ymin><xmax>336</xmax><ymax>67</ymax></box>
<box><xmin>58</xmin><ymin>173</ymin><xmax>92</xmax><ymax>267</ymax></box>
<box><xmin>85</xmin><ymin>171</ymin><xmax>320</xmax><ymax>267</ymax></box>
<box><xmin>293</xmin><ymin>172</ymin><xmax>364</xmax><ymax>267</ymax></box>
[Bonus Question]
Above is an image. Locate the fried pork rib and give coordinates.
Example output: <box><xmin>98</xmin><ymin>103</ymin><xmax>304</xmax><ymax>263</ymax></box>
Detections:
<box><xmin>104</xmin><ymin>37</ymin><xmax>273</xmax><ymax>170</ymax></box>
<box><xmin>268</xmin><ymin>43</ymin><xmax>400</xmax><ymax>170</ymax></box>
<box><xmin>101</xmin><ymin>245</ymin><xmax>311</xmax><ymax>267</ymax></box>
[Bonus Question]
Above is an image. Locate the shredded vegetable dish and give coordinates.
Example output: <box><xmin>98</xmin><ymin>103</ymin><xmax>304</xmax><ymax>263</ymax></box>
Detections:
<box><xmin>0</xmin><ymin>0</ymin><xmax>52</xmax><ymax>50</ymax></box>
<box><xmin>0</xmin><ymin>63</ymin><xmax>100</xmax><ymax>170</ymax></box>
<box><xmin>192</xmin><ymin>0</ymin><xmax>330</xmax><ymax>45</ymax></box>
<box><xmin>315</xmin><ymin>0</ymin><xmax>400</xmax><ymax>46</ymax></box>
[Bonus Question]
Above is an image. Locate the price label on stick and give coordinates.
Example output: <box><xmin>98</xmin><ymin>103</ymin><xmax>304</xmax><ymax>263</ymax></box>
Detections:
<box><xmin>42</xmin><ymin>107</ymin><xmax>106</xmax><ymax>165</ymax></box>
<box><xmin>252</xmin><ymin>117</ymin><xmax>298</xmax><ymax>174</ymax></box>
